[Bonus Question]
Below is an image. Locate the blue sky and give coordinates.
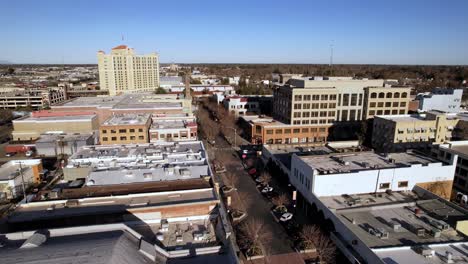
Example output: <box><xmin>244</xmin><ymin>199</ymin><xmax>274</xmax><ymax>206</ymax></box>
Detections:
<box><xmin>1</xmin><ymin>0</ymin><xmax>467</xmax><ymax>65</ymax></box>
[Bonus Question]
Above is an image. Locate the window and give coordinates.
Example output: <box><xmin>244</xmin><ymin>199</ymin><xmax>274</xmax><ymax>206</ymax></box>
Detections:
<box><xmin>119</xmin><ymin>129</ymin><xmax>126</xmax><ymax>133</ymax></box>
<box><xmin>385</xmin><ymin>102</ymin><xmax>391</xmax><ymax>107</ymax></box>
<box><xmin>102</xmin><ymin>130</ymin><xmax>107</xmax><ymax>134</ymax></box>
<box><xmin>303</xmin><ymin>112</ymin><xmax>310</xmax><ymax>118</ymax></box>
<box><xmin>111</xmin><ymin>137</ymin><xmax>117</xmax><ymax>141</ymax></box>
<box><xmin>303</xmin><ymin>103</ymin><xmax>311</xmax><ymax>109</ymax></box>
<box><xmin>302</xmin><ymin>128</ymin><xmax>309</xmax><ymax>133</ymax></box>
<box><xmin>294</xmin><ymin>103</ymin><xmax>302</xmax><ymax>109</ymax></box>
<box><xmin>401</xmin><ymin>92</ymin><xmax>408</xmax><ymax>98</ymax></box>
<box><xmin>320</xmin><ymin>111</ymin><xmax>327</xmax><ymax>117</ymax></box>
<box><xmin>393</xmin><ymin>102</ymin><xmax>399</xmax><ymax>107</ymax></box>
<box><xmin>103</xmin><ymin>137</ymin><xmax>108</xmax><ymax>141</ymax></box>
<box><xmin>386</xmin><ymin>92</ymin><xmax>393</xmax><ymax>98</ymax></box>
<box><xmin>330</xmin><ymin>94</ymin><xmax>337</xmax><ymax>100</ymax></box>
<box><xmin>320</xmin><ymin>103</ymin><xmax>328</xmax><ymax>109</ymax></box>
<box><xmin>394</xmin><ymin>92</ymin><xmax>400</xmax><ymax>98</ymax></box>
<box><xmin>293</xmin><ymin>129</ymin><xmax>300</xmax><ymax>133</ymax></box>
<box><xmin>256</xmin><ymin>125</ymin><xmax>262</xmax><ymax>134</ymax></box>
<box><xmin>120</xmin><ymin>136</ymin><xmax>127</xmax><ymax>140</ymax></box>
<box><xmin>111</xmin><ymin>130</ymin><xmax>117</xmax><ymax>134</ymax></box>
<box><xmin>304</xmin><ymin>95</ymin><xmax>311</xmax><ymax>100</ymax></box>
<box><xmin>379</xmin><ymin>92</ymin><xmax>385</xmax><ymax>98</ymax></box>
<box><xmin>284</xmin><ymin>129</ymin><xmax>291</xmax><ymax>134</ymax></box>
<box><xmin>138</xmin><ymin>136</ymin><xmax>144</xmax><ymax>140</ymax></box>
<box><xmin>398</xmin><ymin>181</ymin><xmax>409</xmax><ymax>188</ymax></box>
<box><xmin>275</xmin><ymin>129</ymin><xmax>282</xmax><ymax>134</ymax></box>
<box><xmin>351</xmin><ymin>94</ymin><xmax>358</xmax><ymax>106</ymax></box>
<box><xmin>379</xmin><ymin>182</ymin><xmax>390</xmax><ymax>189</ymax></box>
<box><xmin>343</xmin><ymin>94</ymin><xmax>350</xmax><ymax>105</ymax></box>
<box><xmin>302</xmin><ymin>120</ymin><xmax>310</xmax><ymax>124</ymax></box>
<box><xmin>129</xmin><ymin>129</ymin><xmax>135</xmax><ymax>133</ymax></box>
<box><xmin>294</xmin><ymin>112</ymin><xmax>301</xmax><ymax>118</ymax></box>
<box><xmin>321</xmin><ymin>95</ymin><xmax>328</xmax><ymax>100</ymax></box>
<box><xmin>266</xmin><ymin>130</ymin><xmax>273</xmax><ymax>134</ymax></box>
<box><xmin>130</xmin><ymin>136</ymin><xmax>136</xmax><ymax>140</ymax></box>
<box><xmin>400</xmin><ymin>102</ymin><xmax>406</xmax><ymax>107</ymax></box>
<box><xmin>370</xmin><ymin>92</ymin><xmax>377</xmax><ymax>98</ymax></box>
<box><xmin>319</xmin><ymin>128</ymin><xmax>326</xmax><ymax>132</ymax></box>
<box><xmin>377</xmin><ymin>102</ymin><xmax>384</xmax><ymax>107</ymax></box>
<box><xmin>369</xmin><ymin>110</ymin><xmax>375</xmax><ymax>116</ymax></box>
<box><xmin>294</xmin><ymin>95</ymin><xmax>302</xmax><ymax>101</ymax></box>
<box><xmin>138</xmin><ymin>128</ymin><xmax>143</xmax><ymax>132</ymax></box>
<box><xmin>370</xmin><ymin>102</ymin><xmax>376</xmax><ymax>107</ymax></box>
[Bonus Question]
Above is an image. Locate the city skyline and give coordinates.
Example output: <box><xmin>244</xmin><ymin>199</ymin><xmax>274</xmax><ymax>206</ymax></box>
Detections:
<box><xmin>1</xmin><ymin>0</ymin><xmax>467</xmax><ymax>65</ymax></box>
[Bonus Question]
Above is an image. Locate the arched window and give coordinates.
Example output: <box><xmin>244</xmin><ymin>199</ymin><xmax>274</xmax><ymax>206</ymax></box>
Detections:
<box><xmin>394</xmin><ymin>92</ymin><xmax>400</xmax><ymax>98</ymax></box>
<box><xmin>386</xmin><ymin>92</ymin><xmax>392</xmax><ymax>98</ymax></box>
<box><xmin>379</xmin><ymin>92</ymin><xmax>385</xmax><ymax>98</ymax></box>
<box><xmin>402</xmin><ymin>92</ymin><xmax>407</xmax><ymax>98</ymax></box>
<box><xmin>370</xmin><ymin>93</ymin><xmax>377</xmax><ymax>98</ymax></box>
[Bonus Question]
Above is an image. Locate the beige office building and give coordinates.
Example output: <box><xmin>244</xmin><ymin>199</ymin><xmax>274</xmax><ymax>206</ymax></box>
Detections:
<box><xmin>99</xmin><ymin>113</ymin><xmax>151</xmax><ymax>145</ymax></box>
<box><xmin>363</xmin><ymin>86</ymin><xmax>412</xmax><ymax>119</ymax></box>
<box><xmin>372</xmin><ymin>111</ymin><xmax>462</xmax><ymax>152</ymax></box>
<box><xmin>97</xmin><ymin>45</ymin><xmax>160</xmax><ymax>96</ymax></box>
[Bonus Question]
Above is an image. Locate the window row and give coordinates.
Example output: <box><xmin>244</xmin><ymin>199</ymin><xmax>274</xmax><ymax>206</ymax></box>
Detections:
<box><xmin>369</xmin><ymin>102</ymin><xmax>406</xmax><ymax>108</ymax></box>
<box><xmin>370</xmin><ymin>92</ymin><xmax>408</xmax><ymax>99</ymax></box>
<box><xmin>294</xmin><ymin>94</ymin><xmax>337</xmax><ymax>101</ymax></box>
<box><xmin>102</xmin><ymin>136</ymin><xmax>145</xmax><ymax>141</ymax></box>
<box><xmin>102</xmin><ymin>128</ymin><xmax>144</xmax><ymax>133</ymax></box>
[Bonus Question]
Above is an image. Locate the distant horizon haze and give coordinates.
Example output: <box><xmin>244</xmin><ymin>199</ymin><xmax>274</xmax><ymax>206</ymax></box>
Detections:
<box><xmin>1</xmin><ymin>0</ymin><xmax>467</xmax><ymax>65</ymax></box>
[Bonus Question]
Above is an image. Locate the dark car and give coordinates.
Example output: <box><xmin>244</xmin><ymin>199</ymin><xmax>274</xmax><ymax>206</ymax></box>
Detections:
<box><xmin>5</xmin><ymin>152</ymin><xmax>16</xmax><ymax>157</ymax></box>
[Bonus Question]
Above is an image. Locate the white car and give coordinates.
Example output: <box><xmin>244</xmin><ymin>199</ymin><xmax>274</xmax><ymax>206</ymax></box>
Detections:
<box><xmin>280</xmin><ymin>212</ymin><xmax>293</xmax><ymax>222</ymax></box>
<box><xmin>261</xmin><ymin>186</ymin><xmax>273</xmax><ymax>193</ymax></box>
<box><xmin>25</xmin><ymin>150</ymin><xmax>34</xmax><ymax>157</ymax></box>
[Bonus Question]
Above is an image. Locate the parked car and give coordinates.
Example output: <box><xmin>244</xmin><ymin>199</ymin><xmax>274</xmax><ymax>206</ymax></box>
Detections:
<box><xmin>5</xmin><ymin>152</ymin><xmax>16</xmax><ymax>157</ymax></box>
<box><xmin>261</xmin><ymin>186</ymin><xmax>273</xmax><ymax>193</ymax></box>
<box><xmin>25</xmin><ymin>150</ymin><xmax>34</xmax><ymax>157</ymax></box>
<box><xmin>280</xmin><ymin>212</ymin><xmax>293</xmax><ymax>222</ymax></box>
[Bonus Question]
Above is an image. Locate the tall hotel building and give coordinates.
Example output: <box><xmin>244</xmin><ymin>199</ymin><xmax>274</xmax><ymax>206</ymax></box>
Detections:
<box><xmin>97</xmin><ymin>45</ymin><xmax>160</xmax><ymax>96</ymax></box>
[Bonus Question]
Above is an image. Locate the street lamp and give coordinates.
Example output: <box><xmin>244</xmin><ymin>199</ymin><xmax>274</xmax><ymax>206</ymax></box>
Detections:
<box><xmin>18</xmin><ymin>162</ymin><xmax>27</xmax><ymax>203</ymax></box>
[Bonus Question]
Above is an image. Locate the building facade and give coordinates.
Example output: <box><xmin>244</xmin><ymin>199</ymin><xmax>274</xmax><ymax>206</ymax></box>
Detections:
<box><xmin>99</xmin><ymin>113</ymin><xmax>151</xmax><ymax>145</ymax></box>
<box><xmin>0</xmin><ymin>87</ymin><xmax>67</xmax><ymax>109</ymax></box>
<box><xmin>434</xmin><ymin>141</ymin><xmax>468</xmax><ymax>196</ymax></box>
<box><xmin>416</xmin><ymin>88</ymin><xmax>463</xmax><ymax>113</ymax></box>
<box><xmin>11</xmin><ymin>111</ymin><xmax>99</xmax><ymax>141</ymax></box>
<box><xmin>363</xmin><ymin>86</ymin><xmax>411</xmax><ymax>119</ymax></box>
<box><xmin>372</xmin><ymin>111</ymin><xmax>462</xmax><ymax>152</ymax></box>
<box><xmin>97</xmin><ymin>45</ymin><xmax>160</xmax><ymax>96</ymax></box>
<box><xmin>0</xmin><ymin>159</ymin><xmax>43</xmax><ymax>200</ymax></box>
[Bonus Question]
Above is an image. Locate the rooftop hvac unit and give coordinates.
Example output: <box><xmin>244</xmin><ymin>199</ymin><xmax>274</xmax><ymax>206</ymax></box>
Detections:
<box><xmin>414</xmin><ymin>245</ymin><xmax>435</xmax><ymax>258</ymax></box>
<box><xmin>430</xmin><ymin>228</ymin><xmax>441</xmax><ymax>238</ymax></box>
<box><xmin>389</xmin><ymin>221</ymin><xmax>401</xmax><ymax>231</ymax></box>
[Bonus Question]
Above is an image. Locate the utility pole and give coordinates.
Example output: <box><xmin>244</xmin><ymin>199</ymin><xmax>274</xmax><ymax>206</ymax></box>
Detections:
<box><xmin>18</xmin><ymin>162</ymin><xmax>27</xmax><ymax>203</ymax></box>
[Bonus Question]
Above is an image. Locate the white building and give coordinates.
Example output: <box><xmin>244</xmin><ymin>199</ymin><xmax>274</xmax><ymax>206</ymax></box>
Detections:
<box><xmin>223</xmin><ymin>96</ymin><xmax>260</xmax><ymax>116</ymax></box>
<box><xmin>416</xmin><ymin>88</ymin><xmax>463</xmax><ymax>113</ymax></box>
<box><xmin>283</xmin><ymin>150</ymin><xmax>467</xmax><ymax>264</ymax></box>
<box><xmin>149</xmin><ymin>114</ymin><xmax>198</xmax><ymax>142</ymax></box>
<box><xmin>290</xmin><ymin>151</ymin><xmax>456</xmax><ymax>197</ymax></box>
<box><xmin>0</xmin><ymin>87</ymin><xmax>67</xmax><ymax>110</ymax></box>
<box><xmin>97</xmin><ymin>45</ymin><xmax>160</xmax><ymax>96</ymax></box>
<box><xmin>433</xmin><ymin>140</ymin><xmax>468</xmax><ymax>197</ymax></box>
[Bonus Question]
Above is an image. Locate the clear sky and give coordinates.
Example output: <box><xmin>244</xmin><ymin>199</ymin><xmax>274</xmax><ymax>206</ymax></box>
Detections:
<box><xmin>1</xmin><ymin>0</ymin><xmax>467</xmax><ymax>65</ymax></box>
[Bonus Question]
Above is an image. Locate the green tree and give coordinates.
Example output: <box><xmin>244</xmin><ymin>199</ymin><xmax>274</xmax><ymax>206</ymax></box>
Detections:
<box><xmin>154</xmin><ymin>87</ymin><xmax>167</xmax><ymax>94</ymax></box>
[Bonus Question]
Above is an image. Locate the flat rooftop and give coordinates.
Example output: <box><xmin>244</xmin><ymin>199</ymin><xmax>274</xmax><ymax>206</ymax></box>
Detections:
<box><xmin>86</xmin><ymin>165</ymin><xmax>209</xmax><ymax>186</ymax></box>
<box><xmin>10</xmin><ymin>188</ymin><xmax>217</xmax><ymax>223</ymax></box>
<box><xmin>102</xmin><ymin>113</ymin><xmax>150</xmax><ymax>126</ymax></box>
<box><xmin>55</xmin><ymin>94</ymin><xmax>184</xmax><ymax>110</ymax></box>
<box><xmin>320</xmin><ymin>190</ymin><xmax>468</xmax><ymax>249</ymax></box>
<box><xmin>298</xmin><ymin>151</ymin><xmax>440</xmax><ymax>175</ymax></box>
<box><xmin>13</xmin><ymin>114</ymin><xmax>96</xmax><ymax>123</ymax></box>
<box><xmin>375</xmin><ymin>242</ymin><xmax>468</xmax><ymax>264</ymax></box>
<box><xmin>150</xmin><ymin>120</ymin><xmax>187</xmax><ymax>130</ymax></box>
<box><xmin>68</xmin><ymin>141</ymin><xmax>205</xmax><ymax>162</ymax></box>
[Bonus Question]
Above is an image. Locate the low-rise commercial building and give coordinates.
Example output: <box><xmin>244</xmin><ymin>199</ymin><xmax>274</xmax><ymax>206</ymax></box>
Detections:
<box><xmin>372</xmin><ymin>111</ymin><xmax>465</xmax><ymax>152</ymax></box>
<box><xmin>416</xmin><ymin>88</ymin><xmax>463</xmax><ymax>113</ymax></box>
<box><xmin>63</xmin><ymin>141</ymin><xmax>209</xmax><ymax>182</ymax></box>
<box><xmin>149</xmin><ymin>119</ymin><xmax>197</xmax><ymax>143</ymax></box>
<box><xmin>11</xmin><ymin>111</ymin><xmax>99</xmax><ymax>141</ymax></box>
<box><xmin>0</xmin><ymin>160</ymin><xmax>43</xmax><ymax>200</ymax></box>
<box><xmin>99</xmin><ymin>113</ymin><xmax>151</xmax><ymax>145</ymax></box>
<box><xmin>35</xmin><ymin>133</ymin><xmax>95</xmax><ymax>156</ymax></box>
<box><xmin>52</xmin><ymin>93</ymin><xmax>192</xmax><ymax>124</ymax></box>
<box><xmin>241</xmin><ymin>115</ymin><xmax>329</xmax><ymax>145</ymax></box>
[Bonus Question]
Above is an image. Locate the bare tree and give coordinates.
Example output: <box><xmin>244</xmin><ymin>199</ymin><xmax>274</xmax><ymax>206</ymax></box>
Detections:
<box><xmin>272</xmin><ymin>193</ymin><xmax>290</xmax><ymax>209</ymax></box>
<box><xmin>426</xmin><ymin>181</ymin><xmax>450</xmax><ymax>199</ymax></box>
<box><xmin>300</xmin><ymin>225</ymin><xmax>336</xmax><ymax>264</ymax></box>
<box><xmin>240</xmin><ymin>217</ymin><xmax>265</xmax><ymax>256</ymax></box>
<box><xmin>258</xmin><ymin>172</ymin><xmax>272</xmax><ymax>186</ymax></box>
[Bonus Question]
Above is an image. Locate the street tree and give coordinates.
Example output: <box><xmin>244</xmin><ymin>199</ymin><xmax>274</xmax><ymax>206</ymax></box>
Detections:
<box><xmin>300</xmin><ymin>225</ymin><xmax>336</xmax><ymax>264</ymax></box>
